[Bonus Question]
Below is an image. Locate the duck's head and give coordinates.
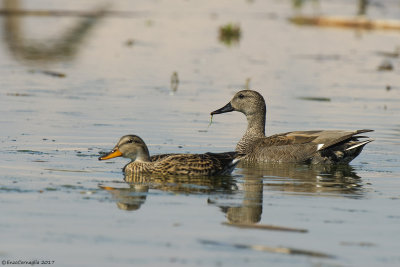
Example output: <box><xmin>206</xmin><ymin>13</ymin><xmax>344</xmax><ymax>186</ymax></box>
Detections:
<box><xmin>211</xmin><ymin>90</ymin><xmax>266</xmax><ymax>117</ymax></box>
<box><xmin>98</xmin><ymin>135</ymin><xmax>150</xmax><ymax>162</ymax></box>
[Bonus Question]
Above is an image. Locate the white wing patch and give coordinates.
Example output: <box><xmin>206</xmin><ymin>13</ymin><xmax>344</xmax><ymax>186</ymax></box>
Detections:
<box><xmin>317</xmin><ymin>144</ymin><xmax>324</xmax><ymax>151</ymax></box>
<box><xmin>345</xmin><ymin>139</ymin><xmax>374</xmax><ymax>151</ymax></box>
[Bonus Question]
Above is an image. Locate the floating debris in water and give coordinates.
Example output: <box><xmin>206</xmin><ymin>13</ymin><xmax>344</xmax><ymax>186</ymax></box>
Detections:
<box><xmin>6</xmin><ymin>92</ymin><xmax>32</xmax><ymax>97</ymax></box>
<box><xmin>29</xmin><ymin>69</ymin><xmax>66</xmax><ymax>78</ymax></box>
<box><xmin>45</xmin><ymin>187</ymin><xmax>58</xmax><ymax>191</ymax></box>
<box><xmin>125</xmin><ymin>39</ymin><xmax>135</xmax><ymax>46</ymax></box>
<box><xmin>145</xmin><ymin>19</ymin><xmax>154</xmax><ymax>27</ymax></box>
<box><xmin>170</xmin><ymin>71</ymin><xmax>179</xmax><ymax>93</ymax></box>
<box><xmin>289</xmin><ymin>15</ymin><xmax>400</xmax><ymax>30</ymax></box>
<box><xmin>42</xmin><ymin>70</ymin><xmax>66</xmax><ymax>77</ymax></box>
<box><xmin>17</xmin><ymin>149</ymin><xmax>45</xmax><ymax>155</ymax></box>
<box><xmin>377</xmin><ymin>60</ymin><xmax>393</xmax><ymax>71</ymax></box>
<box><xmin>340</xmin><ymin>241</ymin><xmax>376</xmax><ymax>247</ymax></box>
<box><xmin>298</xmin><ymin>96</ymin><xmax>331</xmax><ymax>102</ymax></box>
<box><xmin>61</xmin><ymin>184</ymin><xmax>85</xmax><ymax>190</ymax></box>
<box><xmin>218</xmin><ymin>23</ymin><xmax>241</xmax><ymax>46</ymax></box>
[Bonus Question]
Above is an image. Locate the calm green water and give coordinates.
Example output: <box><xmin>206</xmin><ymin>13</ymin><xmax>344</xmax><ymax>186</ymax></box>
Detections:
<box><xmin>1</xmin><ymin>1</ymin><xmax>399</xmax><ymax>266</ymax></box>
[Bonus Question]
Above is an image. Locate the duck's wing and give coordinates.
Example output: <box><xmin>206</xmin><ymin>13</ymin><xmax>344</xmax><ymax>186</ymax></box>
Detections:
<box><xmin>248</xmin><ymin>129</ymin><xmax>373</xmax><ymax>163</ymax></box>
<box><xmin>263</xmin><ymin>129</ymin><xmax>373</xmax><ymax>148</ymax></box>
<box><xmin>261</xmin><ymin>131</ymin><xmax>320</xmax><ymax>146</ymax></box>
<box><xmin>153</xmin><ymin>152</ymin><xmax>241</xmax><ymax>176</ymax></box>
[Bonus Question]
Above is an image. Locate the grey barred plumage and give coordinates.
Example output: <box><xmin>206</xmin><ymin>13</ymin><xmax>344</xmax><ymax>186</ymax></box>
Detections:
<box><xmin>211</xmin><ymin>90</ymin><xmax>373</xmax><ymax>164</ymax></box>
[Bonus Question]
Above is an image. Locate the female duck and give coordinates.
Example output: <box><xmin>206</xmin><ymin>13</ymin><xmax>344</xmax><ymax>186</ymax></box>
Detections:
<box><xmin>99</xmin><ymin>135</ymin><xmax>241</xmax><ymax>176</ymax></box>
<box><xmin>211</xmin><ymin>90</ymin><xmax>373</xmax><ymax>164</ymax></box>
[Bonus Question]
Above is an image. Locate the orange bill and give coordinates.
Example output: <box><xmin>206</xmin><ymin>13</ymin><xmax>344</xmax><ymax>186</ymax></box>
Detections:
<box><xmin>99</xmin><ymin>148</ymin><xmax>122</xmax><ymax>160</ymax></box>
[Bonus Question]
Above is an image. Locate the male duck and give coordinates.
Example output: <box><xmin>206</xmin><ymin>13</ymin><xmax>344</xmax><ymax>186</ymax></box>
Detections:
<box><xmin>99</xmin><ymin>135</ymin><xmax>241</xmax><ymax>176</ymax></box>
<box><xmin>211</xmin><ymin>90</ymin><xmax>373</xmax><ymax>164</ymax></box>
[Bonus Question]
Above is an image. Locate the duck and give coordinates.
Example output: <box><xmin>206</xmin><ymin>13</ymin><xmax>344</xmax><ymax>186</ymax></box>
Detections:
<box><xmin>99</xmin><ymin>135</ymin><xmax>242</xmax><ymax>176</ymax></box>
<box><xmin>210</xmin><ymin>90</ymin><xmax>373</xmax><ymax>164</ymax></box>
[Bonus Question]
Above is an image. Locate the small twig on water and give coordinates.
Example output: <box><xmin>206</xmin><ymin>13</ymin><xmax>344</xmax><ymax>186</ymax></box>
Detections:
<box><xmin>207</xmin><ymin>115</ymin><xmax>214</xmax><ymax>128</ymax></box>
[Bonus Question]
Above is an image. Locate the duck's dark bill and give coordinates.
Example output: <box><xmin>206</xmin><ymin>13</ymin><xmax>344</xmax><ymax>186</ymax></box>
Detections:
<box><xmin>99</xmin><ymin>148</ymin><xmax>122</xmax><ymax>160</ymax></box>
<box><xmin>211</xmin><ymin>102</ymin><xmax>234</xmax><ymax>115</ymax></box>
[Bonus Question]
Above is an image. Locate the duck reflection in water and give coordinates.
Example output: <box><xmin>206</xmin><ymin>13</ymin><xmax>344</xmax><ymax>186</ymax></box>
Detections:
<box><xmin>100</xmin><ymin>173</ymin><xmax>238</xmax><ymax>211</ymax></box>
<box><xmin>239</xmin><ymin>163</ymin><xmax>365</xmax><ymax>197</ymax></box>
<box><xmin>100</xmin><ymin>183</ymin><xmax>149</xmax><ymax>211</ymax></box>
<box><xmin>210</xmin><ymin>163</ymin><xmax>365</xmax><ymax>225</ymax></box>
<box><xmin>100</xmin><ymin>164</ymin><xmax>364</xmax><ymax>218</ymax></box>
<box><xmin>217</xmin><ymin>177</ymin><xmax>263</xmax><ymax>224</ymax></box>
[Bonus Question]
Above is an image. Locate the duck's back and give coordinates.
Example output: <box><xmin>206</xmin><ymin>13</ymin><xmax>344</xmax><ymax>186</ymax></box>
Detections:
<box><xmin>150</xmin><ymin>153</ymin><xmax>177</xmax><ymax>161</ymax></box>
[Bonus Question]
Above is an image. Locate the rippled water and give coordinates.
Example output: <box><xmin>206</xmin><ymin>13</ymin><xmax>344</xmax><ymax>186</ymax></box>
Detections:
<box><xmin>1</xmin><ymin>0</ymin><xmax>399</xmax><ymax>266</ymax></box>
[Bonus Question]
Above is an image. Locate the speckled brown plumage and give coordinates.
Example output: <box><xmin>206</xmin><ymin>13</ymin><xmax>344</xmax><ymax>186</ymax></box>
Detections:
<box><xmin>211</xmin><ymin>90</ymin><xmax>373</xmax><ymax>164</ymax></box>
<box><xmin>99</xmin><ymin>135</ymin><xmax>241</xmax><ymax>177</ymax></box>
<box><xmin>125</xmin><ymin>152</ymin><xmax>239</xmax><ymax>177</ymax></box>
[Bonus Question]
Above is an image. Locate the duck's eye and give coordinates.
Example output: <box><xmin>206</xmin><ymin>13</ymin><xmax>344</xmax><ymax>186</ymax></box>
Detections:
<box><xmin>238</xmin><ymin>94</ymin><xmax>245</xmax><ymax>99</ymax></box>
<box><xmin>127</xmin><ymin>139</ymin><xmax>134</xmax><ymax>143</ymax></box>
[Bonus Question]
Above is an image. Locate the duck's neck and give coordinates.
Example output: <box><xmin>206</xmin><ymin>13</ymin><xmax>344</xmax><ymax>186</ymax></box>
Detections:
<box><xmin>135</xmin><ymin>155</ymin><xmax>151</xmax><ymax>162</ymax></box>
<box><xmin>130</xmin><ymin>151</ymin><xmax>151</xmax><ymax>163</ymax></box>
<box><xmin>236</xmin><ymin>108</ymin><xmax>266</xmax><ymax>154</ymax></box>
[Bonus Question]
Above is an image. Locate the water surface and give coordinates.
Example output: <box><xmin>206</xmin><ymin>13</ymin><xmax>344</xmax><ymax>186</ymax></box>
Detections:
<box><xmin>1</xmin><ymin>1</ymin><xmax>399</xmax><ymax>266</ymax></box>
